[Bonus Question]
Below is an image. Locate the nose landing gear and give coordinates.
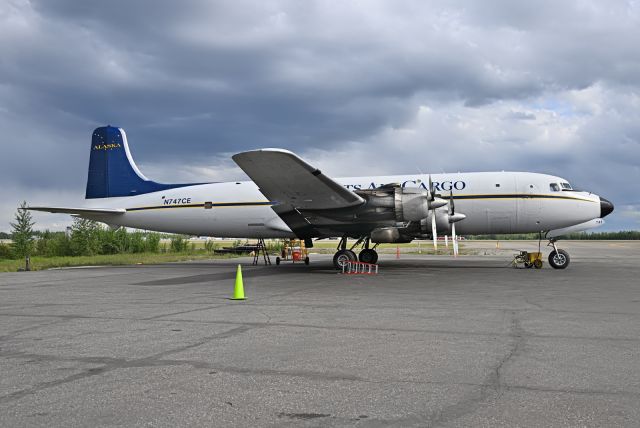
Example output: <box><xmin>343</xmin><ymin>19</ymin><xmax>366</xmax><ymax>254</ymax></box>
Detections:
<box><xmin>547</xmin><ymin>238</ymin><xmax>570</xmax><ymax>269</ymax></box>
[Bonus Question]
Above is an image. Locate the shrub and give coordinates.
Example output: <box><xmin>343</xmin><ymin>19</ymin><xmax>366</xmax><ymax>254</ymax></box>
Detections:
<box><xmin>145</xmin><ymin>233</ymin><xmax>161</xmax><ymax>253</ymax></box>
<box><xmin>204</xmin><ymin>240</ymin><xmax>218</xmax><ymax>253</ymax></box>
<box><xmin>35</xmin><ymin>230</ymin><xmax>53</xmax><ymax>256</ymax></box>
<box><xmin>129</xmin><ymin>231</ymin><xmax>146</xmax><ymax>253</ymax></box>
<box><xmin>0</xmin><ymin>243</ymin><xmax>14</xmax><ymax>260</ymax></box>
<box><xmin>170</xmin><ymin>235</ymin><xmax>188</xmax><ymax>252</ymax></box>
<box><xmin>50</xmin><ymin>233</ymin><xmax>72</xmax><ymax>257</ymax></box>
<box><xmin>97</xmin><ymin>228</ymin><xmax>120</xmax><ymax>254</ymax></box>
<box><xmin>70</xmin><ymin>218</ymin><xmax>100</xmax><ymax>256</ymax></box>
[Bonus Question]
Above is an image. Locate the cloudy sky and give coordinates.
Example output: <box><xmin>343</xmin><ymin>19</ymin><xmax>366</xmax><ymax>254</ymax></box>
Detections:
<box><xmin>1</xmin><ymin>0</ymin><xmax>639</xmax><ymax>232</ymax></box>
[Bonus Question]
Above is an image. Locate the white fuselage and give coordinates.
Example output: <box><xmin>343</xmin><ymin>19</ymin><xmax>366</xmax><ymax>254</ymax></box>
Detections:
<box><xmin>82</xmin><ymin>171</ymin><xmax>603</xmax><ymax>238</ymax></box>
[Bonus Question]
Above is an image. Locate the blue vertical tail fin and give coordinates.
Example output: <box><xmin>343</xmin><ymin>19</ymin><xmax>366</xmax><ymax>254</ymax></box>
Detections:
<box><xmin>86</xmin><ymin>126</ymin><xmax>203</xmax><ymax>199</ymax></box>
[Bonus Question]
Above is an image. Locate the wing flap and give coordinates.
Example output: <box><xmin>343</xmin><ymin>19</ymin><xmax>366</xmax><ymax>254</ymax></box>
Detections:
<box><xmin>232</xmin><ymin>149</ymin><xmax>364</xmax><ymax>210</ymax></box>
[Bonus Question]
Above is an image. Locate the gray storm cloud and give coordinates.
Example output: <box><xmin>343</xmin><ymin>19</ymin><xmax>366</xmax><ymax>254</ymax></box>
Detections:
<box><xmin>0</xmin><ymin>0</ymin><xmax>639</xmax><ymax>231</ymax></box>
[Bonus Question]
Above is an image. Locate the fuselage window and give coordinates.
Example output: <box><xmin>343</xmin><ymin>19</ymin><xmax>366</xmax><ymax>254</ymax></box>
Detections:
<box><xmin>550</xmin><ymin>183</ymin><xmax>560</xmax><ymax>192</ymax></box>
<box><xmin>561</xmin><ymin>182</ymin><xmax>572</xmax><ymax>190</ymax></box>
<box><xmin>204</xmin><ymin>201</ymin><xmax>213</xmax><ymax>209</ymax></box>
<box><xmin>495</xmin><ymin>183</ymin><xmax>500</xmax><ymax>187</ymax></box>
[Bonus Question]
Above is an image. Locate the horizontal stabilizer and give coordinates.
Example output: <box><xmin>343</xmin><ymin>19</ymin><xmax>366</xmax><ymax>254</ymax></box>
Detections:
<box><xmin>27</xmin><ymin>206</ymin><xmax>126</xmax><ymax>215</ymax></box>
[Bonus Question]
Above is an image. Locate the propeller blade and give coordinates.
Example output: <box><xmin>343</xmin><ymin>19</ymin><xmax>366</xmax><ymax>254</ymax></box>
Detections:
<box><xmin>431</xmin><ymin>212</ymin><xmax>437</xmax><ymax>251</ymax></box>
<box><xmin>452</xmin><ymin>222</ymin><xmax>458</xmax><ymax>257</ymax></box>
<box><xmin>449</xmin><ymin>189</ymin><xmax>455</xmax><ymax>215</ymax></box>
<box><xmin>428</xmin><ymin>175</ymin><xmax>434</xmax><ymax>201</ymax></box>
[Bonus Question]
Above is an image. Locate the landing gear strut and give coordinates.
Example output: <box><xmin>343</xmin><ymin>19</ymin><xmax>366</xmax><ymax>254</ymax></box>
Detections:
<box><xmin>547</xmin><ymin>239</ymin><xmax>570</xmax><ymax>269</ymax></box>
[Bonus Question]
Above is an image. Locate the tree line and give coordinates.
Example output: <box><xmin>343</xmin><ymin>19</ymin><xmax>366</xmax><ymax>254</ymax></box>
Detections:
<box><xmin>467</xmin><ymin>231</ymin><xmax>640</xmax><ymax>240</ymax></box>
<box><xmin>0</xmin><ymin>202</ymin><xmax>197</xmax><ymax>260</ymax></box>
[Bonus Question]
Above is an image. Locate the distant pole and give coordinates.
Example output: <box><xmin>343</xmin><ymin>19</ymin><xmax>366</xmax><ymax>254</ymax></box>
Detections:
<box><xmin>25</xmin><ymin>256</ymin><xmax>31</xmax><ymax>272</ymax></box>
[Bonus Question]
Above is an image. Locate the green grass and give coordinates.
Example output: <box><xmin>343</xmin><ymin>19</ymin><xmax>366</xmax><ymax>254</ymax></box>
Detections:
<box><xmin>0</xmin><ymin>252</ymin><xmax>238</xmax><ymax>273</ymax></box>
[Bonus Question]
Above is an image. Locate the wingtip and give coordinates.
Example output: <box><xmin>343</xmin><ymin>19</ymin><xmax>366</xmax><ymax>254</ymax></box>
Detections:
<box><xmin>233</xmin><ymin>148</ymin><xmax>296</xmax><ymax>158</ymax></box>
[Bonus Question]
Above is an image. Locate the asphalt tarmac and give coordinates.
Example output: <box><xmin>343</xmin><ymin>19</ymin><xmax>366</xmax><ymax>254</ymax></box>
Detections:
<box><xmin>1</xmin><ymin>241</ymin><xmax>639</xmax><ymax>427</ymax></box>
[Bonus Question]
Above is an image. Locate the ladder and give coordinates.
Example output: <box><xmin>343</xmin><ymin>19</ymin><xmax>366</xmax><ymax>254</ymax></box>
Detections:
<box><xmin>252</xmin><ymin>238</ymin><xmax>272</xmax><ymax>265</ymax></box>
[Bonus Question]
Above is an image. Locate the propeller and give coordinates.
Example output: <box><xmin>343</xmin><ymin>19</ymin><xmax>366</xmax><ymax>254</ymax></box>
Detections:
<box><xmin>424</xmin><ymin>175</ymin><xmax>448</xmax><ymax>252</ymax></box>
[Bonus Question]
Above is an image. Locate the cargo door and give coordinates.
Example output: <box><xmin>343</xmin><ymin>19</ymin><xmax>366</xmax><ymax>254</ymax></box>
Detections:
<box><xmin>519</xmin><ymin>181</ymin><xmax>542</xmax><ymax>231</ymax></box>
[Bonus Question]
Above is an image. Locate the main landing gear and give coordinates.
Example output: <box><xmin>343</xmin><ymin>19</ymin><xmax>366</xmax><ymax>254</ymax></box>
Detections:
<box><xmin>333</xmin><ymin>236</ymin><xmax>379</xmax><ymax>269</ymax></box>
<box><xmin>547</xmin><ymin>238</ymin><xmax>570</xmax><ymax>269</ymax></box>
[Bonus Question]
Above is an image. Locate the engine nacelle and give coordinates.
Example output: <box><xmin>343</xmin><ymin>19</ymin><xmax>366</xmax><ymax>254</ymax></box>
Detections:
<box><xmin>355</xmin><ymin>187</ymin><xmax>446</xmax><ymax>224</ymax></box>
<box><xmin>423</xmin><ymin>210</ymin><xmax>451</xmax><ymax>233</ymax></box>
<box><xmin>394</xmin><ymin>188</ymin><xmax>429</xmax><ymax>222</ymax></box>
<box><xmin>421</xmin><ymin>210</ymin><xmax>467</xmax><ymax>235</ymax></box>
<box><xmin>370</xmin><ymin>227</ymin><xmax>414</xmax><ymax>243</ymax></box>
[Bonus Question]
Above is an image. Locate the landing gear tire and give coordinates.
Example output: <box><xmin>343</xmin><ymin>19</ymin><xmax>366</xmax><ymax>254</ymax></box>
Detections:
<box><xmin>548</xmin><ymin>249</ymin><xmax>570</xmax><ymax>269</ymax></box>
<box><xmin>275</xmin><ymin>257</ymin><xmax>281</xmax><ymax>266</ymax></box>
<box><xmin>333</xmin><ymin>249</ymin><xmax>357</xmax><ymax>270</ymax></box>
<box><xmin>304</xmin><ymin>256</ymin><xmax>310</xmax><ymax>265</ymax></box>
<box><xmin>359</xmin><ymin>249</ymin><xmax>378</xmax><ymax>264</ymax></box>
<box><xmin>533</xmin><ymin>259</ymin><xmax>543</xmax><ymax>269</ymax></box>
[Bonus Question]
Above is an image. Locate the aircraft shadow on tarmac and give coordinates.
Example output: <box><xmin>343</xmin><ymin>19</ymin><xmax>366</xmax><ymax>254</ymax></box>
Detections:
<box><xmin>133</xmin><ymin>259</ymin><xmax>512</xmax><ymax>286</ymax></box>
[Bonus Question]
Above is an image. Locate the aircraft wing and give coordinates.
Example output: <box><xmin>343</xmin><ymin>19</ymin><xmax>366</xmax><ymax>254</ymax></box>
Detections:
<box><xmin>232</xmin><ymin>149</ymin><xmax>364</xmax><ymax>210</ymax></box>
<box><xmin>27</xmin><ymin>206</ymin><xmax>126</xmax><ymax>215</ymax></box>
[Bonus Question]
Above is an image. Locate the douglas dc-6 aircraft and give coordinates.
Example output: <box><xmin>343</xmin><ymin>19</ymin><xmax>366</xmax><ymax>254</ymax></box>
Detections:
<box><xmin>29</xmin><ymin>126</ymin><xmax>614</xmax><ymax>269</ymax></box>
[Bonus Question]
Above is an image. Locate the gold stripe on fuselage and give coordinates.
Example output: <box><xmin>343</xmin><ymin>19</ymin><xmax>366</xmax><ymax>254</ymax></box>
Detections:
<box><xmin>124</xmin><ymin>193</ymin><xmax>596</xmax><ymax>212</ymax></box>
<box><xmin>126</xmin><ymin>201</ymin><xmax>273</xmax><ymax>212</ymax></box>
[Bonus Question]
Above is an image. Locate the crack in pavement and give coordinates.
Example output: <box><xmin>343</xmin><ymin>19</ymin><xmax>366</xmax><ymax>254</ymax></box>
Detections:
<box><xmin>2</xmin><ymin>339</ymin><xmax>638</xmax><ymax>410</ymax></box>
<box><xmin>0</xmin><ymin>324</ymin><xmax>257</xmax><ymax>404</ymax></box>
<box><xmin>0</xmin><ymin>318</ymin><xmax>71</xmax><ymax>342</ymax></box>
<box><xmin>141</xmin><ymin>304</ymin><xmax>228</xmax><ymax>320</ymax></box>
<box><xmin>424</xmin><ymin>310</ymin><xmax>525</xmax><ymax>427</ymax></box>
<box><xmin>1</xmin><ymin>312</ymin><xmax>638</xmax><ymax>343</ymax></box>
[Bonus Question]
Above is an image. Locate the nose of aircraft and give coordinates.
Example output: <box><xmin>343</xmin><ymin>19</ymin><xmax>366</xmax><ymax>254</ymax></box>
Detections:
<box><xmin>600</xmin><ymin>197</ymin><xmax>614</xmax><ymax>218</ymax></box>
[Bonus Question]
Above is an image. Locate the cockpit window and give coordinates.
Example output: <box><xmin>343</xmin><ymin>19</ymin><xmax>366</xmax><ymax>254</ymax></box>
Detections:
<box><xmin>550</xmin><ymin>183</ymin><xmax>560</xmax><ymax>192</ymax></box>
<box><xmin>561</xmin><ymin>182</ymin><xmax>572</xmax><ymax>190</ymax></box>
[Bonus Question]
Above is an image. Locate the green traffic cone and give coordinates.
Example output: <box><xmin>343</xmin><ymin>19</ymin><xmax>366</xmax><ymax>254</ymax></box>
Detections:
<box><xmin>231</xmin><ymin>264</ymin><xmax>246</xmax><ymax>300</ymax></box>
